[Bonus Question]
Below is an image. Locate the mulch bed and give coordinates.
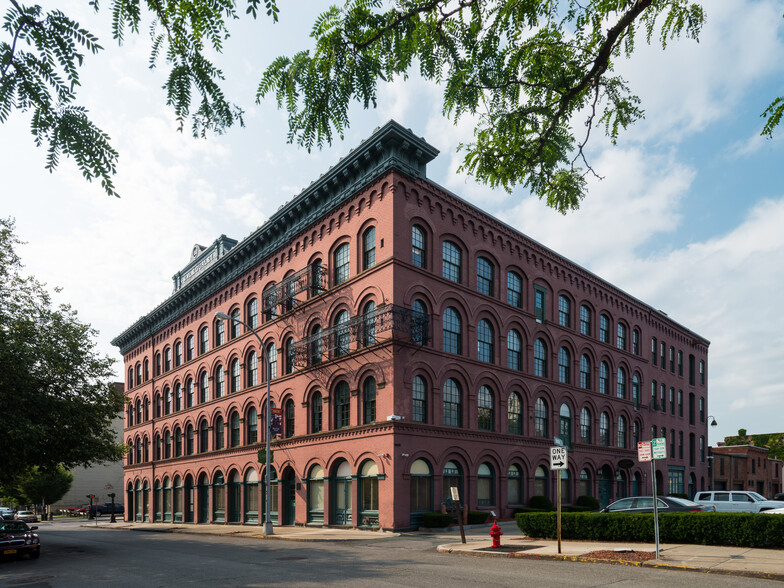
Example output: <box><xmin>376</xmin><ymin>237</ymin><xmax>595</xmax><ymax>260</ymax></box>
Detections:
<box><xmin>582</xmin><ymin>550</ymin><xmax>657</xmax><ymax>562</ymax></box>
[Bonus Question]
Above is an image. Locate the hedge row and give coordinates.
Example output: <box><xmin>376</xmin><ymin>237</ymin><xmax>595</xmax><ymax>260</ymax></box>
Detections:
<box><xmin>515</xmin><ymin>512</ymin><xmax>784</xmax><ymax>548</ymax></box>
<box><xmin>421</xmin><ymin>510</ymin><xmax>491</xmax><ymax>528</ymax></box>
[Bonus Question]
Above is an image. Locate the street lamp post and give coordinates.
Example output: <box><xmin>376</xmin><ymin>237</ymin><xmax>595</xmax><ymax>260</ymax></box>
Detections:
<box><xmin>215</xmin><ymin>311</ymin><xmax>274</xmax><ymax>536</ymax></box>
<box><xmin>707</xmin><ymin>417</ymin><xmax>718</xmax><ymax>491</ymax></box>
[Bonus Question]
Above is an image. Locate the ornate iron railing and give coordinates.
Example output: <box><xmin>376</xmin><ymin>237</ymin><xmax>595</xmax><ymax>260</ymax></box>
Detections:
<box><xmin>262</xmin><ymin>263</ymin><xmax>328</xmax><ymax>314</ymax></box>
<box><xmin>291</xmin><ymin>305</ymin><xmax>429</xmax><ymax>367</ymax></box>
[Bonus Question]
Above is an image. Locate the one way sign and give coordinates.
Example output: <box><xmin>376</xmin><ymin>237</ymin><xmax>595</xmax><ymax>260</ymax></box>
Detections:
<box><xmin>550</xmin><ymin>446</ymin><xmax>568</xmax><ymax>470</ymax></box>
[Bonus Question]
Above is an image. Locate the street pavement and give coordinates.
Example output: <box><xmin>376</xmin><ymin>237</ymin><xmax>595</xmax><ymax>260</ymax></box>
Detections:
<box><xmin>39</xmin><ymin>517</ymin><xmax>784</xmax><ymax>582</ymax></box>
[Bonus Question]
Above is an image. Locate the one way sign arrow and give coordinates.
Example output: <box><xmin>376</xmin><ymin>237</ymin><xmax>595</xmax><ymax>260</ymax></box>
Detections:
<box><xmin>550</xmin><ymin>447</ymin><xmax>568</xmax><ymax>470</ymax></box>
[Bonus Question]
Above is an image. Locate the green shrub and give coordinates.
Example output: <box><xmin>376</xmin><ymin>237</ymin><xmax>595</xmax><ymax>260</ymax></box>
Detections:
<box><xmin>529</xmin><ymin>495</ymin><xmax>554</xmax><ymax>511</ymax></box>
<box><xmin>513</xmin><ymin>507</ymin><xmax>549</xmax><ymax>514</ymax></box>
<box><xmin>515</xmin><ymin>512</ymin><xmax>784</xmax><ymax>548</ymax></box>
<box><xmin>562</xmin><ymin>505</ymin><xmax>593</xmax><ymax>513</ymax></box>
<box><xmin>467</xmin><ymin>511</ymin><xmax>489</xmax><ymax>525</ymax></box>
<box><xmin>422</xmin><ymin>512</ymin><xmax>453</xmax><ymax>528</ymax></box>
<box><xmin>574</xmin><ymin>495</ymin><xmax>600</xmax><ymax>511</ymax></box>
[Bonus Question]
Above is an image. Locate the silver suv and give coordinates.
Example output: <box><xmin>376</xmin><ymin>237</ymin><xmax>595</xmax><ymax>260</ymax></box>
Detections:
<box><xmin>693</xmin><ymin>491</ymin><xmax>784</xmax><ymax>513</ymax></box>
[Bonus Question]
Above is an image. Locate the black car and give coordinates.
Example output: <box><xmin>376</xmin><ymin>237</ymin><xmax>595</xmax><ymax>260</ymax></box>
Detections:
<box><xmin>774</xmin><ymin>493</ymin><xmax>784</xmax><ymax>501</ymax></box>
<box><xmin>601</xmin><ymin>496</ymin><xmax>715</xmax><ymax>513</ymax></box>
<box><xmin>0</xmin><ymin>520</ymin><xmax>40</xmax><ymax>560</ymax></box>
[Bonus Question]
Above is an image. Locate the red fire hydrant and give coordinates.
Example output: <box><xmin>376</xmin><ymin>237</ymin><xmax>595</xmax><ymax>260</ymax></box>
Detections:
<box><xmin>489</xmin><ymin>520</ymin><xmax>503</xmax><ymax>548</ymax></box>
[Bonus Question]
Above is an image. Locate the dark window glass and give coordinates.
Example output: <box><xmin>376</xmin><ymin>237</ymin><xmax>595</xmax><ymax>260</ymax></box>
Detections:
<box><xmin>599</xmin><ymin>315</ymin><xmax>609</xmax><ymax>343</ymax></box>
<box><xmin>616</xmin><ymin>367</ymin><xmax>626</xmax><ymax>399</ymax></box>
<box><xmin>534</xmin><ymin>286</ymin><xmax>546</xmax><ymax>322</ymax></box>
<box><xmin>599</xmin><ymin>362</ymin><xmax>609</xmax><ymax>394</ymax></box>
<box><xmin>477</xmin><ymin>319</ymin><xmax>494</xmax><ymax>363</ymax></box>
<box><xmin>599</xmin><ymin>412</ymin><xmax>610</xmax><ymax>446</ymax></box>
<box><xmin>508</xmin><ymin>392</ymin><xmax>522</xmax><ymax>435</ymax></box>
<box><xmin>443</xmin><ymin>378</ymin><xmax>462</xmax><ymax>427</ymax></box>
<box><xmin>534</xmin><ymin>339</ymin><xmax>547</xmax><ymax>378</ymax></box>
<box><xmin>335</xmin><ymin>382</ymin><xmax>350</xmax><ymax>429</ymax></box>
<box><xmin>413</xmin><ymin>376</ymin><xmax>427</xmax><ymax>423</ymax></box>
<box><xmin>334</xmin><ymin>310</ymin><xmax>350</xmax><ymax>357</ymax></box>
<box><xmin>363</xmin><ymin>227</ymin><xmax>376</xmax><ymax>270</ymax></box>
<box><xmin>558</xmin><ymin>295</ymin><xmax>571</xmax><ymax>327</ymax></box>
<box><xmin>558</xmin><ymin>347</ymin><xmax>570</xmax><ymax>384</ymax></box>
<box><xmin>478</xmin><ymin>385</ymin><xmax>493</xmax><ymax>431</ymax></box>
<box><xmin>412</xmin><ymin>225</ymin><xmax>426</xmax><ymax>268</ymax></box>
<box><xmin>285</xmin><ymin>400</ymin><xmax>295</xmax><ymax>438</ymax></box>
<box><xmin>507</xmin><ymin>272</ymin><xmax>522</xmax><ymax>307</ymax></box>
<box><xmin>247</xmin><ymin>298</ymin><xmax>258</xmax><ymax>329</ymax></box>
<box><xmin>580</xmin><ymin>408</ymin><xmax>591</xmax><ymax>444</ymax></box>
<box><xmin>311</xmin><ymin>392</ymin><xmax>323</xmax><ymax>433</ymax></box>
<box><xmin>334</xmin><ymin>243</ymin><xmax>350</xmax><ymax>285</ymax></box>
<box><xmin>477</xmin><ymin>257</ymin><xmax>494</xmax><ymax>296</ymax></box>
<box><xmin>230</xmin><ymin>309</ymin><xmax>241</xmax><ymax>339</ymax></box>
<box><xmin>617</xmin><ymin>323</ymin><xmax>626</xmax><ymax>350</ymax></box>
<box><xmin>579</xmin><ymin>354</ymin><xmax>591</xmax><ymax>389</ymax></box>
<box><xmin>215</xmin><ymin>417</ymin><xmax>224</xmax><ymax>450</ymax></box>
<box><xmin>363</xmin><ymin>378</ymin><xmax>376</xmax><ymax>424</ymax></box>
<box><xmin>507</xmin><ymin>330</ymin><xmax>522</xmax><ymax>370</ymax></box>
<box><xmin>443</xmin><ymin>307</ymin><xmax>462</xmax><ymax>354</ymax></box>
<box><xmin>442</xmin><ymin>241</ymin><xmax>461</xmax><ymax>283</ymax></box>
<box><xmin>534</xmin><ymin>398</ymin><xmax>548</xmax><ymax>438</ymax></box>
<box><xmin>580</xmin><ymin>305</ymin><xmax>591</xmax><ymax>335</ymax></box>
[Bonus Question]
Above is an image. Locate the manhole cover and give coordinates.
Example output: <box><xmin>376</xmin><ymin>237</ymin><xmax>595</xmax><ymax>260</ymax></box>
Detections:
<box><xmin>476</xmin><ymin>545</ymin><xmax>538</xmax><ymax>553</ymax></box>
<box><xmin>275</xmin><ymin>556</ymin><xmax>308</xmax><ymax>561</ymax></box>
<box><xmin>8</xmin><ymin>576</ymin><xmax>56</xmax><ymax>585</ymax></box>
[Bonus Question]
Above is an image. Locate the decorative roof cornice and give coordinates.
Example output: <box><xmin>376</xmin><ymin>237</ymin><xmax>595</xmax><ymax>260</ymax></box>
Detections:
<box><xmin>111</xmin><ymin>121</ymin><xmax>439</xmax><ymax>354</ymax></box>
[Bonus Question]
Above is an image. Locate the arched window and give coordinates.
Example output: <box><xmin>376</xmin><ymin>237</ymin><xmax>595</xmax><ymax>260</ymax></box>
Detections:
<box><xmin>285</xmin><ymin>399</ymin><xmax>295</xmax><ymax>437</ymax></box>
<box><xmin>477</xmin><ymin>463</ymin><xmax>495</xmax><ymax>506</ymax></box>
<box><xmin>618</xmin><ymin>416</ymin><xmax>627</xmax><ymax>448</ymax></box>
<box><xmin>412</xmin><ymin>225</ymin><xmax>426</xmax><ymax>268</ymax></box>
<box><xmin>580</xmin><ymin>305</ymin><xmax>591</xmax><ymax>335</ymax></box>
<box><xmin>310</xmin><ymin>324</ymin><xmax>323</xmax><ymax>365</ymax></box>
<box><xmin>174</xmin><ymin>426</ymin><xmax>182</xmax><ymax>457</ymax></box>
<box><xmin>632</xmin><ymin>374</ymin><xmax>640</xmax><ymax>408</ymax></box>
<box><xmin>246</xmin><ymin>350</ymin><xmax>258</xmax><ymax>387</ymax></box>
<box><xmin>164</xmin><ymin>430</ymin><xmax>172</xmax><ymax>459</ymax></box>
<box><xmin>164</xmin><ymin>347</ymin><xmax>172</xmax><ymax>372</ymax></box>
<box><xmin>507</xmin><ymin>271</ymin><xmax>522</xmax><ymax>307</ymax></box>
<box><xmin>632</xmin><ymin>421</ymin><xmax>640</xmax><ymax>446</ymax></box>
<box><xmin>362</xmin><ymin>301</ymin><xmax>377</xmax><ymax>346</ymax></box>
<box><xmin>442</xmin><ymin>241</ymin><xmax>461</xmax><ymax>282</ymax></box>
<box><xmin>136</xmin><ymin>399</ymin><xmax>142</xmax><ymax>424</ymax></box>
<box><xmin>442</xmin><ymin>461</ymin><xmax>463</xmax><ymax>503</ymax></box>
<box><xmin>334</xmin><ymin>310</ymin><xmax>350</xmax><ymax>357</ymax></box>
<box><xmin>507</xmin><ymin>329</ymin><xmax>522</xmax><ymax>370</ymax></box>
<box><xmin>443</xmin><ymin>378</ymin><xmax>462</xmax><ymax>427</ymax></box>
<box><xmin>363</xmin><ymin>377</ymin><xmax>376</xmax><ymax>424</ymax></box>
<box><xmin>267</xmin><ymin>343</ymin><xmax>277</xmax><ymax>380</ymax></box>
<box><xmin>307</xmin><ymin>465</ymin><xmax>325</xmax><ymax>523</ymax></box>
<box><xmin>186</xmin><ymin>378</ymin><xmax>194</xmax><ymax>408</ymax></box>
<box><xmin>263</xmin><ymin>283</ymin><xmax>277</xmax><ymax>322</ymax></box>
<box><xmin>285</xmin><ymin>337</ymin><xmax>295</xmax><ymax>374</ymax></box>
<box><xmin>599</xmin><ymin>412</ymin><xmax>610</xmax><ymax>446</ymax></box>
<box><xmin>616</xmin><ymin>367</ymin><xmax>626</xmax><ymax>399</ymax></box>
<box><xmin>559</xmin><ymin>403</ymin><xmax>572</xmax><ymax>447</ymax></box>
<box><xmin>508</xmin><ymin>464</ymin><xmax>523</xmax><ymax>505</ymax></box>
<box><xmin>580</xmin><ymin>407</ymin><xmax>592</xmax><ymax>444</ymax></box>
<box><xmin>163</xmin><ymin>476</ymin><xmax>172</xmax><ymax>522</ymax></box>
<box><xmin>477</xmin><ymin>319</ymin><xmax>494</xmax><ymax>363</ymax></box>
<box><xmin>230</xmin><ymin>308</ymin><xmax>241</xmax><ymax>339</ymax></box>
<box><xmin>359</xmin><ymin>460</ymin><xmax>379</xmax><ymax>526</ymax></box>
<box><xmin>199</xmin><ymin>326</ymin><xmax>209</xmax><ymax>354</ymax></box>
<box><xmin>199</xmin><ymin>420</ymin><xmax>208</xmax><ymax>453</ymax></box>
<box><xmin>246</xmin><ymin>407</ymin><xmax>258</xmax><ymax>444</ymax></box>
<box><xmin>199</xmin><ymin>371</ymin><xmax>209</xmax><ymax>403</ymax></box>
<box><xmin>412</xmin><ymin>375</ymin><xmax>427</xmax><ymax>423</ymax></box>
<box><xmin>534</xmin><ymin>466</ymin><xmax>548</xmax><ymax>498</ymax></box>
<box><xmin>442</xmin><ymin>307</ymin><xmax>462</xmax><ymax>354</ymax></box>
<box><xmin>617</xmin><ymin>323</ymin><xmax>627</xmax><ymax>350</ymax></box>
<box><xmin>579</xmin><ymin>354</ymin><xmax>591</xmax><ymax>389</ymax></box>
<box><xmin>535</xmin><ymin>398</ymin><xmax>548</xmax><ymax>438</ymax></box>
<box><xmin>186</xmin><ymin>424</ymin><xmax>194</xmax><ymax>455</ymax></box>
<box><xmin>230</xmin><ymin>358</ymin><xmax>241</xmax><ymax>393</ymax></box>
<box><xmin>214</xmin><ymin>365</ymin><xmax>225</xmax><ymax>398</ymax></box>
<box><xmin>362</xmin><ymin>226</ymin><xmax>376</xmax><ymax>270</ymax></box>
<box><xmin>175</xmin><ymin>383</ymin><xmax>182</xmax><ymax>412</ymax></box>
<box><xmin>334</xmin><ymin>382</ymin><xmax>350</xmax><ymax>429</ymax></box>
<box><xmin>632</xmin><ymin>328</ymin><xmax>640</xmax><ymax>355</ymax></box>
<box><xmin>311</xmin><ymin>391</ymin><xmax>323</xmax><ymax>433</ymax></box>
<box><xmin>409</xmin><ymin>459</ymin><xmax>433</xmax><ymax>525</ymax></box>
<box><xmin>215</xmin><ymin>317</ymin><xmax>225</xmax><ymax>347</ymax></box>
<box><xmin>599</xmin><ymin>361</ymin><xmax>609</xmax><ymax>394</ymax></box>
<box><xmin>185</xmin><ymin>335</ymin><xmax>194</xmax><ymax>362</ymax></box>
<box><xmin>333</xmin><ymin>242</ymin><xmax>350</xmax><ymax>285</ymax></box>
<box><xmin>412</xmin><ymin>299</ymin><xmax>428</xmax><ymax>345</ymax></box>
<box><xmin>599</xmin><ymin>314</ymin><xmax>610</xmax><ymax>343</ymax></box>
<box><xmin>215</xmin><ymin>415</ymin><xmax>225</xmax><ymax>450</ymax></box>
<box><xmin>213</xmin><ymin>472</ymin><xmax>225</xmax><ymax>522</ymax></box>
<box><xmin>230</xmin><ymin>412</ymin><xmax>240</xmax><ymax>448</ymax></box>
<box><xmin>164</xmin><ymin>386</ymin><xmax>172</xmax><ymax>415</ymax></box>
<box><xmin>507</xmin><ymin>392</ymin><xmax>522</xmax><ymax>435</ymax></box>
<box><xmin>247</xmin><ymin>297</ymin><xmax>258</xmax><ymax>329</ymax></box>
<box><xmin>477</xmin><ymin>257</ymin><xmax>494</xmax><ymax>296</ymax></box>
<box><xmin>534</xmin><ymin>339</ymin><xmax>547</xmax><ymax>378</ymax></box>
<box><xmin>175</xmin><ymin>341</ymin><xmax>183</xmax><ymax>367</ymax></box>
<box><xmin>558</xmin><ymin>347</ymin><xmax>570</xmax><ymax>384</ymax></box>
<box><xmin>478</xmin><ymin>385</ymin><xmax>494</xmax><ymax>431</ymax></box>
<box><xmin>558</xmin><ymin>295</ymin><xmax>571</xmax><ymax>327</ymax></box>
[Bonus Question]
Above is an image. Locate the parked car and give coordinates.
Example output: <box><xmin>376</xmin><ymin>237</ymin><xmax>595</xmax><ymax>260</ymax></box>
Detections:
<box><xmin>773</xmin><ymin>493</ymin><xmax>784</xmax><ymax>501</ymax></box>
<box><xmin>14</xmin><ymin>511</ymin><xmax>38</xmax><ymax>523</ymax></box>
<box><xmin>0</xmin><ymin>508</ymin><xmax>14</xmax><ymax>521</ymax></box>
<box><xmin>693</xmin><ymin>491</ymin><xmax>784</xmax><ymax>513</ymax></box>
<box><xmin>88</xmin><ymin>503</ymin><xmax>124</xmax><ymax>517</ymax></box>
<box><xmin>762</xmin><ymin>507</ymin><xmax>784</xmax><ymax>514</ymax></box>
<box><xmin>601</xmin><ymin>496</ymin><xmax>715</xmax><ymax>513</ymax></box>
<box><xmin>68</xmin><ymin>505</ymin><xmax>89</xmax><ymax>516</ymax></box>
<box><xmin>0</xmin><ymin>520</ymin><xmax>40</xmax><ymax>560</ymax></box>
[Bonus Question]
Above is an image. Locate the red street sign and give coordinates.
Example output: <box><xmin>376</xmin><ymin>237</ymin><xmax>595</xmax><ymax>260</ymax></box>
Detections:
<box><xmin>638</xmin><ymin>441</ymin><xmax>652</xmax><ymax>462</ymax></box>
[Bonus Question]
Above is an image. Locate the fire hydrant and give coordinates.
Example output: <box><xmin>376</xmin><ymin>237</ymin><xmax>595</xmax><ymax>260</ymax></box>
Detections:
<box><xmin>489</xmin><ymin>520</ymin><xmax>503</xmax><ymax>548</ymax></box>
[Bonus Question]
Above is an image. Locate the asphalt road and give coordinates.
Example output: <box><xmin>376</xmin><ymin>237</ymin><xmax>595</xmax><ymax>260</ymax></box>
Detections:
<box><xmin>0</xmin><ymin>520</ymin><xmax>780</xmax><ymax>587</ymax></box>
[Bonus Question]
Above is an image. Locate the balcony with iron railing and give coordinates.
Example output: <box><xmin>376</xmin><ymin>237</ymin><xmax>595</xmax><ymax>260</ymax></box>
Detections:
<box><xmin>291</xmin><ymin>305</ymin><xmax>429</xmax><ymax>367</ymax></box>
<box><xmin>262</xmin><ymin>263</ymin><xmax>328</xmax><ymax>316</ymax></box>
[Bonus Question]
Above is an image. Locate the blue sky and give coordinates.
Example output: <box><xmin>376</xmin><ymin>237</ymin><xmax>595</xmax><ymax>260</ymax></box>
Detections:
<box><xmin>1</xmin><ymin>0</ymin><xmax>783</xmax><ymax>446</ymax></box>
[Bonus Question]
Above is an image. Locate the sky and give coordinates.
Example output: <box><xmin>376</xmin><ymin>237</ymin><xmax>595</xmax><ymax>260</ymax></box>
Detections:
<box><xmin>1</xmin><ymin>0</ymin><xmax>783</xmax><ymax>446</ymax></box>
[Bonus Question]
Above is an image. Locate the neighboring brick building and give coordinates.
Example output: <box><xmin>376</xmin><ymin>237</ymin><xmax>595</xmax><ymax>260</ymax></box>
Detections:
<box><xmin>710</xmin><ymin>444</ymin><xmax>783</xmax><ymax>497</ymax></box>
<box><xmin>112</xmin><ymin>121</ymin><xmax>711</xmax><ymax>530</ymax></box>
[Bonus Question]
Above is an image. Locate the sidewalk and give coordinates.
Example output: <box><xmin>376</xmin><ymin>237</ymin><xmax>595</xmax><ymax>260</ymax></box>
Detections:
<box><xmin>54</xmin><ymin>518</ymin><xmax>784</xmax><ymax>580</ymax></box>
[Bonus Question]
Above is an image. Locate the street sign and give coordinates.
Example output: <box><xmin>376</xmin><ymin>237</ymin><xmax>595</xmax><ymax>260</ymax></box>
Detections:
<box><xmin>651</xmin><ymin>437</ymin><xmax>667</xmax><ymax>459</ymax></box>
<box><xmin>450</xmin><ymin>487</ymin><xmax>460</xmax><ymax>502</ymax></box>
<box><xmin>550</xmin><ymin>446</ymin><xmax>568</xmax><ymax>470</ymax></box>
<box><xmin>638</xmin><ymin>441</ymin><xmax>652</xmax><ymax>462</ymax></box>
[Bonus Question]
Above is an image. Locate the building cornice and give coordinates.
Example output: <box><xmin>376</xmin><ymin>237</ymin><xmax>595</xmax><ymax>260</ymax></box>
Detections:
<box><xmin>112</xmin><ymin>121</ymin><xmax>439</xmax><ymax>355</ymax></box>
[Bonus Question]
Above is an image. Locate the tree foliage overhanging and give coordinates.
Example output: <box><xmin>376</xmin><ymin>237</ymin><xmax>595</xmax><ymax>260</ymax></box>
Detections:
<box><xmin>1</xmin><ymin>0</ymin><xmax>783</xmax><ymax>211</ymax></box>
<box><xmin>0</xmin><ymin>218</ymin><xmax>125</xmax><ymax>487</ymax></box>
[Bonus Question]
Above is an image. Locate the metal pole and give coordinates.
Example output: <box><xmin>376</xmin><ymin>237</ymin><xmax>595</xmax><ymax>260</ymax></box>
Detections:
<box><xmin>556</xmin><ymin>471</ymin><xmax>562</xmax><ymax>554</ymax></box>
<box><xmin>215</xmin><ymin>312</ymin><xmax>273</xmax><ymax>536</ymax></box>
<box><xmin>651</xmin><ymin>460</ymin><xmax>660</xmax><ymax>560</ymax></box>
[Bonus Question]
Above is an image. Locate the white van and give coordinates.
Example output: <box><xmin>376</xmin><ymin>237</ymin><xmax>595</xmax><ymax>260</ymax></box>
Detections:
<box><xmin>693</xmin><ymin>491</ymin><xmax>784</xmax><ymax>513</ymax></box>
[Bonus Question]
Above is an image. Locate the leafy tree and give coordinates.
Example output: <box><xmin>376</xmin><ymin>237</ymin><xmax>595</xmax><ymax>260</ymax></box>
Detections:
<box><xmin>2</xmin><ymin>0</ymin><xmax>783</xmax><ymax>210</ymax></box>
<box><xmin>0</xmin><ymin>218</ymin><xmax>125</xmax><ymax>487</ymax></box>
<box><xmin>2</xmin><ymin>466</ymin><xmax>74</xmax><ymax>508</ymax></box>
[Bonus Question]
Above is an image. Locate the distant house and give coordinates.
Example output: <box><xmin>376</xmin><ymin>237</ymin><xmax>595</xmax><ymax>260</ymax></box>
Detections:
<box><xmin>710</xmin><ymin>443</ymin><xmax>783</xmax><ymax>497</ymax></box>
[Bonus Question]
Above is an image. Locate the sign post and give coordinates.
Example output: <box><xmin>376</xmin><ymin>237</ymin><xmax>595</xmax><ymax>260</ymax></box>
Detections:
<box><xmin>550</xmin><ymin>446</ymin><xmax>568</xmax><ymax>554</ymax></box>
<box><xmin>638</xmin><ymin>439</ymin><xmax>666</xmax><ymax>560</ymax></box>
<box><xmin>450</xmin><ymin>487</ymin><xmax>466</xmax><ymax>544</ymax></box>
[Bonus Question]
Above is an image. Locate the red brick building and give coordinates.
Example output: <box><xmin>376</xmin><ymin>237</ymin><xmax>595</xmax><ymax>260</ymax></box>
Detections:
<box><xmin>710</xmin><ymin>444</ymin><xmax>783</xmax><ymax>497</ymax></box>
<box><xmin>113</xmin><ymin>121</ymin><xmax>711</xmax><ymax>530</ymax></box>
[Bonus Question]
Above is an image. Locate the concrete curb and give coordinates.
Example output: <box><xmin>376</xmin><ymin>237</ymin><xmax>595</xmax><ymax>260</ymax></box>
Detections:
<box><xmin>435</xmin><ymin>544</ymin><xmax>784</xmax><ymax>582</ymax></box>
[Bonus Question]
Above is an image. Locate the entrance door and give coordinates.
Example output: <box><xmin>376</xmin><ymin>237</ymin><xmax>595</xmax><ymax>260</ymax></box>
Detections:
<box><xmin>197</xmin><ymin>474</ymin><xmax>209</xmax><ymax>523</ymax></box>
<box><xmin>229</xmin><ymin>471</ymin><xmax>241</xmax><ymax>523</ymax></box>
<box><xmin>283</xmin><ymin>468</ymin><xmax>296</xmax><ymax>525</ymax></box>
<box><xmin>332</xmin><ymin>461</ymin><xmax>352</xmax><ymax>525</ymax></box>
